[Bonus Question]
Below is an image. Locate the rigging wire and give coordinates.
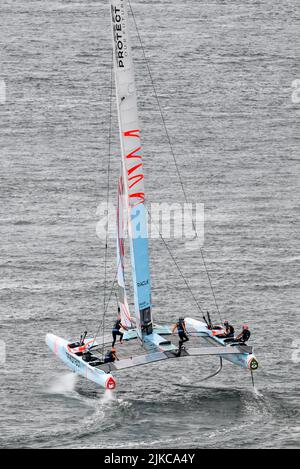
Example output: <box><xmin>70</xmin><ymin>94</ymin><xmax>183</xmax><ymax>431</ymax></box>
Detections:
<box><xmin>91</xmin><ymin>263</ymin><xmax>119</xmax><ymax>352</ymax></box>
<box><xmin>98</xmin><ymin>50</ymin><xmax>114</xmax><ymax>358</ymax></box>
<box><xmin>146</xmin><ymin>207</ymin><xmax>204</xmax><ymax>315</ymax></box>
<box><xmin>128</xmin><ymin>1</ymin><xmax>222</xmax><ymax>323</ymax></box>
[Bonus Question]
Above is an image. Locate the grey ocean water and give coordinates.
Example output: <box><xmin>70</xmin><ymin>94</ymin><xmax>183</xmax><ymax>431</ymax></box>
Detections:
<box><xmin>0</xmin><ymin>0</ymin><xmax>299</xmax><ymax>449</ymax></box>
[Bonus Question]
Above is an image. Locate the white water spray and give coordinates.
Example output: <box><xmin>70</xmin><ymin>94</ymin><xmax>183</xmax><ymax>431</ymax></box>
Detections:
<box><xmin>100</xmin><ymin>389</ymin><xmax>116</xmax><ymax>404</ymax></box>
<box><xmin>252</xmin><ymin>385</ymin><xmax>263</xmax><ymax>399</ymax></box>
<box><xmin>48</xmin><ymin>372</ymin><xmax>77</xmax><ymax>394</ymax></box>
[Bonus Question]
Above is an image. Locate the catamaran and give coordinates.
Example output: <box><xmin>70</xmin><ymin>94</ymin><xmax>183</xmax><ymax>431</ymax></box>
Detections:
<box><xmin>46</xmin><ymin>0</ymin><xmax>259</xmax><ymax>390</ymax></box>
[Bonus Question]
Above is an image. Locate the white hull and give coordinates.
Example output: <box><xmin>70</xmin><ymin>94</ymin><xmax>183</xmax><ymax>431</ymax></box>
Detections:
<box><xmin>46</xmin><ymin>334</ymin><xmax>116</xmax><ymax>390</ymax></box>
<box><xmin>185</xmin><ymin>318</ymin><xmax>259</xmax><ymax>371</ymax></box>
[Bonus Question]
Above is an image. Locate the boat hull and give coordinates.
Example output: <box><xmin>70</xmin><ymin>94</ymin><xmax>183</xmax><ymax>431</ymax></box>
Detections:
<box><xmin>45</xmin><ymin>334</ymin><xmax>116</xmax><ymax>390</ymax></box>
<box><xmin>185</xmin><ymin>318</ymin><xmax>259</xmax><ymax>371</ymax></box>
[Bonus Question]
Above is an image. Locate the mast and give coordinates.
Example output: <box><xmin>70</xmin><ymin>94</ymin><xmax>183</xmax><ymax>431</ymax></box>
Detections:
<box><xmin>110</xmin><ymin>0</ymin><xmax>153</xmax><ymax>341</ymax></box>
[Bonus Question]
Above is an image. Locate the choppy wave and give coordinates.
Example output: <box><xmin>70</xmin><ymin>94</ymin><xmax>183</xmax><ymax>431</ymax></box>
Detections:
<box><xmin>1</xmin><ymin>0</ymin><xmax>299</xmax><ymax>449</ymax></box>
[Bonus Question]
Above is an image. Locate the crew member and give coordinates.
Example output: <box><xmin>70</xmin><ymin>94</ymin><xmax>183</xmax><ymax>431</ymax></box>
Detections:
<box><xmin>104</xmin><ymin>348</ymin><xmax>119</xmax><ymax>364</ymax></box>
<box><xmin>112</xmin><ymin>309</ymin><xmax>128</xmax><ymax>347</ymax></box>
<box><xmin>224</xmin><ymin>320</ymin><xmax>235</xmax><ymax>338</ymax></box>
<box><xmin>172</xmin><ymin>317</ymin><xmax>189</xmax><ymax>354</ymax></box>
<box><xmin>82</xmin><ymin>349</ymin><xmax>92</xmax><ymax>362</ymax></box>
<box><xmin>235</xmin><ymin>325</ymin><xmax>251</xmax><ymax>344</ymax></box>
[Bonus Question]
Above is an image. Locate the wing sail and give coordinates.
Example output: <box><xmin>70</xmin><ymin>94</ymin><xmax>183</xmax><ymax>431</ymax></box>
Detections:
<box><xmin>110</xmin><ymin>0</ymin><xmax>152</xmax><ymax>340</ymax></box>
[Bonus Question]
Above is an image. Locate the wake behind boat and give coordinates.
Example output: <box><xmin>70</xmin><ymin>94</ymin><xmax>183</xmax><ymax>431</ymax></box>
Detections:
<box><xmin>46</xmin><ymin>0</ymin><xmax>259</xmax><ymax>391</ymax></box>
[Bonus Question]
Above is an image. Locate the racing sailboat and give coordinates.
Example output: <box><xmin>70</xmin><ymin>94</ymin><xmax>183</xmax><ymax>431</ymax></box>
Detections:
<box><xmin>46</xmin><ymin>0</ymin><xmax>259</xmax><ymax>390</ymax></box>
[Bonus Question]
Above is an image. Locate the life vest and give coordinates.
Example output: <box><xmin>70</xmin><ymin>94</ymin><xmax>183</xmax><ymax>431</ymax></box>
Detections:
<box><xmin>104</xmin><ymin>351</ymin><xmax>115</xmax><ymax>363</ymax></box>
<box><xmin>177</xmin><ymin>320</ymin><xmax>185</xmax><ymax>333</ymax></box>
<box><xmin>112</xmin><ymin>319</ymin><xmax>121</xmax><ymax>332</ymax></box>
<box><xmin>242</xmin><ymin>330</ymin><xmax>251</xmax><ymax>342</ymax></box>
<box><xmin>226</xmin><ymin>325</ymin><xmax>235</xmax><ymax>336</ymax></box>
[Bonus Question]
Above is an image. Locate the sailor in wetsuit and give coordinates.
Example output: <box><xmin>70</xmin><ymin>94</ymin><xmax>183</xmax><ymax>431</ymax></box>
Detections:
<box><xmin>82</xmin><ymin>349</ymin><xmax>93</xmax><ymax>362</ymax></box>
<box><xmin>112</xmin><ymin>309</ymin><xmax>128</xmax><ymax>347</ymax></box>
<box><xmin>172</xmin><ymin>317</ymin><xmax>189</xmax><ymax>355</ymax></box>
<box><xmin>235</xmin><ymin>325</ymin><xmax>251</xmax><ymax>344</ymax></box>
<box><xmin>104</xmin><ymin>348</ymin><xmax>119</xmax><ymax>364</ymax></box>
<box><xmin>223</xmin><ymin>320</ymin><xmax>235</xmax><ymax>338</ymax></box>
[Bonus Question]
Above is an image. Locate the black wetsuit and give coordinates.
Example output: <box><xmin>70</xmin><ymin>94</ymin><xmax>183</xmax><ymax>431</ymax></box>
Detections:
<box><xmin>112</xmin><ymin>319</ymin><xmax>123</xmax><ymax>347</ymax></box>
<box><xmin>82</xmin><ymin>351</ymin><xmax>92</xmax><ymax>362</ymax></box>
<box><xmin>104</xmin><ymin>351</ymin><xmax>116</xmax><ymax>364</ymax></box>
<box><xmin>177</xmin><ymin>321</ymin><xmax>189</xmax><ymax>345</ymax></box>
<box><xmin>225</xmin><ymin>324</ymin><xmax>235</xmax><ymax>338</ymax></box>
<box><xmin>238</xmin><ymin>329</ymin><xmax>251</xmax><ymax>343</ymax></box>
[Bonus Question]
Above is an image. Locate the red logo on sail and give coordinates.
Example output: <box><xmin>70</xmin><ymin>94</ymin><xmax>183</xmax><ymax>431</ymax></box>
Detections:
<box><xmin>123</xmin><ymin>130</ymin><xmax>145</xmax><ymax>205</ymax></box>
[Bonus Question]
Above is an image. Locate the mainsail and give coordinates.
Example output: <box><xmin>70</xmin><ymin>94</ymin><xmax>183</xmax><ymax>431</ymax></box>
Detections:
<box><xmin>110</xmin><ymin>0</ymin><xmax>152</xmax><ymax>340</ymax></box>
<box><xmin>116</xmin><ymin>174</ymin><xmax>132</xmax><ymax>328</ymax></box>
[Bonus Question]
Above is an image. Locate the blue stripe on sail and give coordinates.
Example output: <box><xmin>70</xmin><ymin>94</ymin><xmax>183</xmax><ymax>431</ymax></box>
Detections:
<box><xmin>132</xmin><ymin>237</ymin><xmax>151</xmax><ymax>309</ymax></box>
<box><xmin>130</xmin><ymin>203</ymin><xmax>151</xmax><ymax>321</ymax></box>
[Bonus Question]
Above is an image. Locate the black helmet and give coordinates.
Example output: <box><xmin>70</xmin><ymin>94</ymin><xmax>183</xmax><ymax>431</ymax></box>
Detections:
<box><xmin>179</xmin><ymin>317</ymin><xmax>185</xmax><ymax>321</ymax></box>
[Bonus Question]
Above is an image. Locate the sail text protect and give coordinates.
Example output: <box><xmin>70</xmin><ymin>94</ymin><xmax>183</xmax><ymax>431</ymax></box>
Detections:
<box><xmin>111</xmin><ymin>2</ymin><xmax>127</xmax><ymax>68</ymax></box>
